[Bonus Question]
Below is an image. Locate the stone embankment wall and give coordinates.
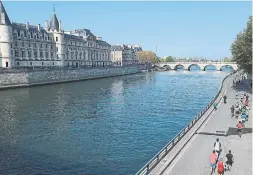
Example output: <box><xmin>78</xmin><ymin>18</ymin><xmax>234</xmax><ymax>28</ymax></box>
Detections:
<box><xmin>0</xmin><ymin>66</ymin><xmax>141</xmax><ymax>89</ymax></box>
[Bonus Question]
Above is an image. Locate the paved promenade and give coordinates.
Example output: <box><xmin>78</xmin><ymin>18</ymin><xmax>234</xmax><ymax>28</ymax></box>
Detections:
<box><xmin>149</xmin><ymin>73</ymin><xmax>252</xmax><ymax>175</ymax></box>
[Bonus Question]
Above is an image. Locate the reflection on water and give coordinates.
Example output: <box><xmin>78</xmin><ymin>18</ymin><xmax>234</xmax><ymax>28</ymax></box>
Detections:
<box><xmin>0</xmin><ymin>71</ymin><xmax>229</xmax><ymax>175</ymax></box>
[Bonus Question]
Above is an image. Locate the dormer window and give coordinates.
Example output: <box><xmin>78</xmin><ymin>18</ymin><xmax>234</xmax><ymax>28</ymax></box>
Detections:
<box><xmin>17</xmin><ymin>31</ymin><xmax>20</xmax><ymax>37</ymax></box>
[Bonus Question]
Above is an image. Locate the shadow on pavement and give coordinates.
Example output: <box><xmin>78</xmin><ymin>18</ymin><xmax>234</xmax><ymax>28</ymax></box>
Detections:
<box><xmin>226</xmin><ymin>127</ymin><xmax>253</xmax><ymax>136</ymax></box>
<box><xmin>231</xmin><ymin>79</ymin><xmax>252</xmax><ymax>94</ymax></box>
<box><xmin>196</xmin><ymin>127</ymin><xmax>252</xmax><ymax>137</ymax></box>
<box><xmin>195</xmin><ymin>131</ymin><xmax>227</xmax><ymax>137</ymax></box>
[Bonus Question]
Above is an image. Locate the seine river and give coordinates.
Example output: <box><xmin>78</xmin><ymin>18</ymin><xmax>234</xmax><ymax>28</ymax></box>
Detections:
<box><xmin>0</xmin><ymin>69</ymin><xmax>230</xmax><ymax>175</ymax></box>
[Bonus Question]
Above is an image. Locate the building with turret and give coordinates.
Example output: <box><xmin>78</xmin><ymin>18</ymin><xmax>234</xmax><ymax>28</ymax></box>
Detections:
<box><xmin>0</xmin><ymin>1</ymin><xmax>112</xmax><ymax>69</ymax></box>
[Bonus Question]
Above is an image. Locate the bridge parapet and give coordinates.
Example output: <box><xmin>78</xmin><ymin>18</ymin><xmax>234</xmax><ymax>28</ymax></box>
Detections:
<box><xmin>157</xmin><ymin>62</ymin><xmax>237</xmax><ymax>71</ymax></box>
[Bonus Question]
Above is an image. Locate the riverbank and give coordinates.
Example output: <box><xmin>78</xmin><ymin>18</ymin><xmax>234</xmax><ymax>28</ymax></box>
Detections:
<box><xmin>0</xmin><ymin>66</ymin><xmax>141</xmax><ymax>90</ymax></box>
<box><xmin>136</xmin><ymin>72</ymin><xmax>234</xmax><ymax>175</ymax></box>
<box><xmin>160</xmin><ymin>73</ymin><xmax>252</xmax><ymax>175</ymax></box>
<box><xmin>138</xmin><ymin>71</ymin><xmax>252</xmax><ymax>175</ymax></box>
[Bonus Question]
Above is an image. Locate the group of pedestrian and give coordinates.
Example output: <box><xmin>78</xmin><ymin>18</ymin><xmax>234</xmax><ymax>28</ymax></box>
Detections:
<box><xmin>232</xmin><ymin>93</ymin><xmax>250</xmax><ymax>137</ymax></box>
<box><xmin>210</xmin><ymin>138</ymin><xmax>234</xmax><ymax>175</ymax></box>
<box><xmin>208</xmin><ymin>72</ymin><xmax>249</xmax><ymax>174</ymax></box>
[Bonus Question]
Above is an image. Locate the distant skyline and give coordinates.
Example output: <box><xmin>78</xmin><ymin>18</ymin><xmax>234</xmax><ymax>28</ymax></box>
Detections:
<box><xmin>3</xmin><ymin>1</ymin><xmax>252</xmax><ymax>59</ymax></box>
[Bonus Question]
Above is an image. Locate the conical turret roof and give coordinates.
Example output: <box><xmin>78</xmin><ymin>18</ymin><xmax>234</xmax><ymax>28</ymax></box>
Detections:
<box><xmin>0</xmin><ymin>1</ymin><xmax>11</xmax><ymax>25</ymax></box>
<box><xmin>50</xmin><ymin>13</ymin><xmax>59</xmax><ymax>31</ymax></box>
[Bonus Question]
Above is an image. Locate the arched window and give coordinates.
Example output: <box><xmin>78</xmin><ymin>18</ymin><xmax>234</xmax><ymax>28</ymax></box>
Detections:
<box><xmin>28</xmin><ymin>51</ymin><xmax>32</xmax><ymax>58</ymax></box>
<box><xmin>34</xmin><ymin>50</ymin><xmax>37</xmax><ymax>58</ymax></box>
<box><xmin>15</xmin><ymin>50</ymin><xmax>19</xmax><ymax>57</ymax></box>
<box><xmin>40</xmin><ymin>51</ymin><xmax>43</xmax><ymax>58</ymax></box>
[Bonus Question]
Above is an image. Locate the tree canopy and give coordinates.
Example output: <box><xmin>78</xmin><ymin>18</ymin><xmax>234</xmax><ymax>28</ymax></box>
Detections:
<box><xmin>137</xmin><ymin>51</ymin><xmax>158</xmax><ymax>63</ymax></box>
<box><xmin>165</xmin><ymin>56</ymin><xmax>175</xmax><ymax>62</ymax></box>
<box><xmin>231</xmin><ymin>16</ymin><xmax>252</xmax><ymax>74</ymax></box>
<box><xmin>223</xmin><ymin>57</ymin><xmax>232</xmax><ymax>62</ymax></box>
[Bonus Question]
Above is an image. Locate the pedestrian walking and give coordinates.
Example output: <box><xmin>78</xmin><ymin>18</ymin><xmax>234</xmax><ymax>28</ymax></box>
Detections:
<box><xmin>214</xmin><ymin>138</ymin><xmax>222</xmax><ymax>159</ymax></box>
<box><xmin>225</xmin><ymin>150</ymin><xmax>234</xmax><ymax>171</ymax></box>
<box><xmin>246</xmin><ymin>94</ymin><xmax>249</xmax><ymax>101</ymax></box>
<box><xmin>213</xmin><ymin>103</ymin><xmax>217</xmax><ymax>111</ymax></box>
<box><xmin>210</xmin><ymin>150</ymin><xmax>217</xmax><ymax>174</ymax></box>
<box><xmin>217</xmin><ymin>158</ymin><xmax>225</xmax><ymax>175</ymax></box>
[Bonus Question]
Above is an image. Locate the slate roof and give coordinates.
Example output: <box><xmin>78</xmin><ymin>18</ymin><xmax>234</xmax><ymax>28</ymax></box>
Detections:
<box><xmin>49</xmin><ymin>14</ymin><xmax>59</xmax><ymax>31</ymax></box>
<box><xmin>64</xmin><ymin>33</ymin><xmax>84</xmax><ymax>41</ymax></box>
<box><xmin>111</xmin><ymin>45</ymin><xmax>123</xmax><ymax>51</ymax></box>
<box><xmin>12</xmin><ymin>22</ymin><xmax>47</xmax><ymax>33</ymax></box>
<box><xmin>0</xmin><ymin>1</ymin><xmax>11</xmax><ymax>25</ymax></box>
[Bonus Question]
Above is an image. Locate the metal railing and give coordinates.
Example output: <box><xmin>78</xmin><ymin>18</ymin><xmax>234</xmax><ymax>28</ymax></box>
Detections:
<box><xmin>135</xmin><ymin>73</ymin><xmax>232</xmax><ymax>175</ymax></box>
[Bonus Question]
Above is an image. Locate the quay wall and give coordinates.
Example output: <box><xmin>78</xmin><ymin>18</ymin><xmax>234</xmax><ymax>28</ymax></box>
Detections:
<box><xmin>0</xmin><ymin>66</ymin><xmax>141</xmax><ymax>89</ymax></box>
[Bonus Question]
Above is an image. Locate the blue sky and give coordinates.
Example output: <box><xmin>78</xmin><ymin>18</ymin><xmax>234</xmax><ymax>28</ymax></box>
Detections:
<box><xmin>4</xmin><ymin>1</ymin><xmax>252</xmax><ymax>59</ymax></box>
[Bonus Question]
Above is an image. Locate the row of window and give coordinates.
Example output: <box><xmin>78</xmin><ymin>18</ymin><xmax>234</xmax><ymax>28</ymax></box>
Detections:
<box><xmin>65</xmin><ymin>52</ymin><xmax>109</xmax><ymax>60</ymax></box>
<box><xmin>65</xmin><ymin>40</ymin><xmax>110</xmax><ymax>50</ymax></box>
<box><xmin>13</xmin><ymin>30</ymin><xmax>53</xmax><ymax>41</ymax></box>
<box><xmin>12</xmin><ymin>50</ymin><xmax>56</xmax><ymax>59</ymax></box>
<box><xmin>11</xmin><ymin>41</ymin><xmax>56</xmax><ymax>50</ymax></box>
<box><xmin>16</xmin><ymin>62</ymin><xmax>55</xmax><ymax>66</ymax></box>
<box><xmin>12</xmin><ymin>30</ymin><xmax>110</xmax><ymax>49</ymax></box>
<box><xmin>11</xmin><ymin>49</ymin><xmax>109</xmax><ymax>60</ymax></box>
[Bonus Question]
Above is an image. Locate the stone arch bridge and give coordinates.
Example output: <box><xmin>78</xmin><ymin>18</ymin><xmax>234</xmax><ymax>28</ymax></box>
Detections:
<box><xmin>156</xmin><ymin>62</ymin><xmax>237</xmax><ymax>71</ymax></box>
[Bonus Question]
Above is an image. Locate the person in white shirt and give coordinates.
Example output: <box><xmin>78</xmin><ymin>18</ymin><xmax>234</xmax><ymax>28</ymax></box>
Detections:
<box><xmin>214</xmin><ymin>138</ymin><xmax>222</xmax><ymax>159</ymax></box>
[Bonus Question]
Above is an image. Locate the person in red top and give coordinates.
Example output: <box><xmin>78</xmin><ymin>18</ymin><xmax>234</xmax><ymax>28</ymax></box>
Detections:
<box><xmin>217</xmin><ymin>158</ymin><xmax>225</xmax><ymax>175</ymax></box>
<box><xmin>210</xmin><ymin>150</ymin><xmax>217</xmax><ymax>174</ymax></box>
<box><xmin>245</xmin><ymin>100</ymin><xmax>248</xmax><ymax>107</ymax></box>
<box><xmin>237</xmin><ymin>121</ymin><xmax>243</xmax><ymax>137</ymax></box>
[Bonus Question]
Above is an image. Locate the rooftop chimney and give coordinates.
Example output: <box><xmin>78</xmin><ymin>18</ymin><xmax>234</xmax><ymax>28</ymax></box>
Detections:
<box><xmin>45</xmin><ymin>20</ymin><xmax>49</xmax><ymax>30</ymax></box>
<box><xmin>38</xmin><ymin>24</ymin><xmax>41</xmax><ymax>32</ymax></box>
<box><xmin>26</xmin><ymin>22</ymin><xmax>29</xmax><ymax>30</ymax></box>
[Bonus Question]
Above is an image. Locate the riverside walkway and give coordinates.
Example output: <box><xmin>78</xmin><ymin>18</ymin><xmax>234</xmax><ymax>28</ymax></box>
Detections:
<box><xmin>148</xmin><ymin>73</ymin><xmax>252</xmax><ymax>175</ymax></box>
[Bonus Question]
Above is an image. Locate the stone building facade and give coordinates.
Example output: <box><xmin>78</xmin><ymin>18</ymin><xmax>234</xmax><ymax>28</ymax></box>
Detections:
<box><xmin>0</xmin><ymin>2</ymin><xmax>112</xmax><ymax>69</ymax></box>
<box><xmin>111</xmin><ymin>44</ymin><xmax>140</xmax><ymax>66</ymax></box>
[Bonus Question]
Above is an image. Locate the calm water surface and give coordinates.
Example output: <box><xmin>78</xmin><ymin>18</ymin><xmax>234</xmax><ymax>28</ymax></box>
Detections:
<box><xmin>0</xmin><ymin>71</ymin><xmax>229</xmax><ymax>175</ymax></box>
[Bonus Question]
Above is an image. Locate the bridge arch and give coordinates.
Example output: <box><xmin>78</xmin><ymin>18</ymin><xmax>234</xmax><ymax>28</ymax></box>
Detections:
<box><xmin>174</xmin><ymin>64</ymin><xmax>185</xmax><ymax>71</ymax></box>
<box><xmin>220</xmin><ymin>65</ymin><xmax>234</xmax><ymax>71</ymax></box>
<box><xmin>187</xmin><ymin>64</ymin><xmax>201</xmax><ymax>71</ymax></box>
<box><xmin>204</xmin><ymin>65</ymin><xmax>217</xmax><ymax>71</ymax></box>
<box><xmin>163</xmin><ymin>65</ymin><xmax>172</xmax><ymax>71</ymax></box>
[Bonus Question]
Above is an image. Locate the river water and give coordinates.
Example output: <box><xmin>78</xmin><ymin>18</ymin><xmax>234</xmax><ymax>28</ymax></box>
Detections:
<box><xmin>0</xmin><ymin>70</ymin><xmax>230</xmax><ymax>175</ymax></box>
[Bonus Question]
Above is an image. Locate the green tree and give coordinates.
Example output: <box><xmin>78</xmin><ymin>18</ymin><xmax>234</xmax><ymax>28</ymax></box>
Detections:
<box><xmin>231</xmin><ymin>16</ymin><xmax>252</xmax><ymax>73</ymax></box>
<box><xmin>223</xmin><ymin>57</ymin><xmax>232</xmax><ymax>62</ymax></box>
<box><xmin>137</xmin><ymin>51</ymin><xmax>158</xmax><ymax>63</ymax></box>
<box><xmin>160</xmin><ymin>58</ymin><xmax>166</xmax><ymax>63</ymax></box>
<box><xmin>165</xmin><ymin>56</ymin><xmax>174</xmax><ymax>62</ymax></box>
